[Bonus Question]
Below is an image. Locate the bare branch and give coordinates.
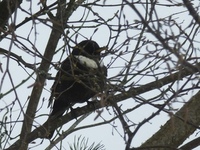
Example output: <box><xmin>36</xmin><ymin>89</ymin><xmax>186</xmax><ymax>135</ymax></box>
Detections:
<box><xmin>182</xmin><ymin>0</ymin><xmax>200</xmax><ymax>26</ymax></box>
<box><xmin>140</xmin><ymin>91</ymin><xmax>200</xmax><ymax>149</ymax></box>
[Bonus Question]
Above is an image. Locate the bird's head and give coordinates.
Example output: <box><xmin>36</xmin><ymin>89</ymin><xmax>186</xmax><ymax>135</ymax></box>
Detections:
<box><xmin>72</xmin><ymin>40</ymin><xmax>106</xmax><ymax>60</ymax></box>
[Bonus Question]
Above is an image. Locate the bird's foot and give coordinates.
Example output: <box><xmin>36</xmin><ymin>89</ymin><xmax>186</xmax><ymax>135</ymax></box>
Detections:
<box><xmin>69</xmin><ymin>106</ymin><xmax>78</xmax><ymax>119</ymax></box>
<box><xmin>87</xmin><ymin>100</ymin><xmax>97</xmax><ymax>110</ymax></box>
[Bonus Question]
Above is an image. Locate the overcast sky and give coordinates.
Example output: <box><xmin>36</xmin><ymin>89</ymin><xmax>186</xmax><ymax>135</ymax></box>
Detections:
<box><xmin>0</xmin><ymin>0</ymin><xmax>200</xmax><ymax>149</ymax></box>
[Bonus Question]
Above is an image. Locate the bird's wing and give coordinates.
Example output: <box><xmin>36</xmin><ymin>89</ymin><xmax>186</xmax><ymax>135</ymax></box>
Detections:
<box><xmin>48</xmin><ymin>56</ymin><xmax>107</xmax><ymax>107</ymax></box>
<box><xmin>48</xmin><ymin>57</ymin><xmax>74</xmax><ymax>107</ymax></box>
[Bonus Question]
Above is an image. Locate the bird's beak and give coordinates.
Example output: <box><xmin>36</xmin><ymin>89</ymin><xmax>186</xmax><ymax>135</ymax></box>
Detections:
<box><xmin>96</xmin><ymin>46</ymin><xmax>108</xmax><ymax>53</ymax></box>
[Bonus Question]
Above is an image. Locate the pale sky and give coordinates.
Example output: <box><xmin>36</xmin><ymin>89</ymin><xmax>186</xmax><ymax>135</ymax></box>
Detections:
<box><xmin>0</xmin><ymin>0</ymin><xmax>200</xmax><ymax>150</ymax></box>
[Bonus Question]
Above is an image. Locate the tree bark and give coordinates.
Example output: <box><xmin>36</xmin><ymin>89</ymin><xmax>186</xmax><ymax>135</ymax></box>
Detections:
<box><xmin>139</xmin><ymin>91</ymin><xmax>200</xmax><ymax>149</ymax></box>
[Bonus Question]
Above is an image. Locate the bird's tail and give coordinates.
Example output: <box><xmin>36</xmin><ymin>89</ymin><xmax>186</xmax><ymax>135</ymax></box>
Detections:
<box><xmin>46</xmin><ymin>105</ymin><xmax>68</xmax><ymax>139</ymax></box>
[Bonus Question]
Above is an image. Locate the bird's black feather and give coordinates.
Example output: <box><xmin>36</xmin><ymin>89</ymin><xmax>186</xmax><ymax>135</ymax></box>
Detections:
<box><xmin>47</xmin><ymin>40</ymin><xmax>107</xmax><ymax>138</ymax></box>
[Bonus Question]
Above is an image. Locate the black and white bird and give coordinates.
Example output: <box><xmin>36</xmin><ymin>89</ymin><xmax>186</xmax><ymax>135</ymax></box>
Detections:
<box><xmin>47</xmin><ymin>40</ymin><xmax>107</xmax><ymax>138</ymax></box>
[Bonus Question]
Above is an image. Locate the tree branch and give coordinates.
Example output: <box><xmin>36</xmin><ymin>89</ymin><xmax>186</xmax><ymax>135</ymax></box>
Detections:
<box><xmin>139</xmin><ymin>91</ymin><xmax>200</xmax><ymax>149</ymax></box>
<box><xmin>0</xmin><ymin>47</ymin><xmax>35</xmax><ymax>70</ymax></box>
<box><xmin>6</xmin><ymin>60</ymin><xmax>200</xmax><ymax>150</ymax></box>
<box><xmin>18</xmin><ymin>1</ymin><xmax>66</xmax><ymax>149</ymax></box>
<box><xmin>182</xmin><ymin>0</ymin><xmax>200</xmax><ymax>26</ymax></box>
<box><xmin>179</xmin><ymin>136</ymin><xmax>200</xmax><ymax>150</ymax></box>
<box><xmin>16</xmin><ymin>0</ymin><xmax>86</xmax><ymax>149</ymax></box>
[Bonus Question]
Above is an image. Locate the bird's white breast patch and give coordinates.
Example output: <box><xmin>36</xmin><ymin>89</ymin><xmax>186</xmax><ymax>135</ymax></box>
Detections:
<box><xmin>74</xmin><ymin>55</ymin><xmax>104</xmax><ymax>69</ymax></box>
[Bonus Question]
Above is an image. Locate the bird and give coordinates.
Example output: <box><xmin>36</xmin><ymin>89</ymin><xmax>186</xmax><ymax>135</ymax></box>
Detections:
<box><xmin>47</xmin><ymin>40</ymin><xmax>107</xmax><ymax>138</ymax></box>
